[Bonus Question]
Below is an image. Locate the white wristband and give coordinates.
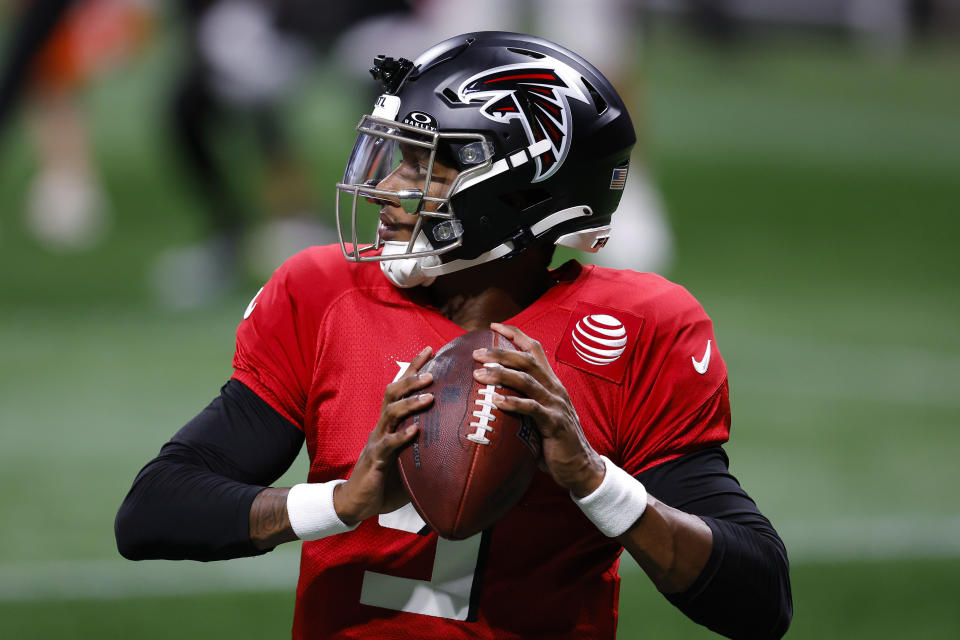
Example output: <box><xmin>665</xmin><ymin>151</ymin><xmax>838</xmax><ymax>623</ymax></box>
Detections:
<box><xmin>286</xmin><ymin>480</ymin><xmax>359</xmax><ymax>541</ymax></box>
<box><xmin>572</xmin><ymin>456</ymin><xmax>648</xmax><ymax>537</ymax></box>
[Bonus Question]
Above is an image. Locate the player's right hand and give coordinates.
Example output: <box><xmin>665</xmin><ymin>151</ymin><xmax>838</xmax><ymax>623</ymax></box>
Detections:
<box><xmin>333</xmin><ymin>346</ymin><xmax>434</xmax><ymax>526</ymax></box>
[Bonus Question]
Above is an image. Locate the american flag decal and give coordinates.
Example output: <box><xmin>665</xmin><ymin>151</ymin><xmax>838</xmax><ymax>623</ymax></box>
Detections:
<box><xmin>609</xmin><ymin>165</ymin><xmax>628</xmax><ymax>190</ymax></box>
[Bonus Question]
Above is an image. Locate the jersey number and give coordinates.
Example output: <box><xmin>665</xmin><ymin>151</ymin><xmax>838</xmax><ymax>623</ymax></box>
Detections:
<box><xmin>360</xmin><ymin>504</ymin><xmax>485</xmax><ymax>621</ymax></box>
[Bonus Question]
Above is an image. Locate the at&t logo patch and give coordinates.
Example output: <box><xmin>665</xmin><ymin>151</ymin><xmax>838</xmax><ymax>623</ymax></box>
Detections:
<box><xmin>572</xmin><ymin>314</ymin><xmax>627</xmax><ymax>365</ymax></box>
<box><xmin>556</xmin><ymin>303</ymin><xmax>644</xmax><ymax>384</ymax></box>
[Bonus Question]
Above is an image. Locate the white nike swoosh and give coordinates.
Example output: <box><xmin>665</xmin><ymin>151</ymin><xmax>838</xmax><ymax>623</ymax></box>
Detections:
<box><xmin>692</xmin><ymin>340</ymin><xmax>712</xmax><ymax>375</ymax></box>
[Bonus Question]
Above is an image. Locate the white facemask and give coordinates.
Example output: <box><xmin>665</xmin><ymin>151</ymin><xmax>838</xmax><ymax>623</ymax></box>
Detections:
<box><xmin>379</xmin><ymin>235</ymin><xmax>443</xmax><ymax>288</ymax></box>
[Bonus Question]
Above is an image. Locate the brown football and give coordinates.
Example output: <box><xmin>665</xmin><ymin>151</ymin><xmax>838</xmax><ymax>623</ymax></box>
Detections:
<box><xmin>398</xmin><ymin>329</ymin><xmax>542</xmax><ymax>540</ymax></box>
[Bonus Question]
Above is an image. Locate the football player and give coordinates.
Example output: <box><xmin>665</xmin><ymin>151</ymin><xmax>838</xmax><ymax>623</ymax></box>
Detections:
<box><xmin>116</xmin><ymin>32</ymin><xmax>791</xmax><ymax>639</ymax></box>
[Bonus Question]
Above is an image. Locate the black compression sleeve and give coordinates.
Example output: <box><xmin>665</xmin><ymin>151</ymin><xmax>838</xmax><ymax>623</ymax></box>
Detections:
<box><xmin>115</xmin><ymin>379</ymin><xmax>304</xmax><ymax>561</ymax></box>
<box><xmin>635</xmin><ymin>448</ymin><xmax>793</xmax><ymax>640</ymax></box>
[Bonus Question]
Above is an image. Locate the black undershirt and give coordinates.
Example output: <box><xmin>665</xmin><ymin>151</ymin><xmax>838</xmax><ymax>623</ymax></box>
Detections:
<box><xmin>115</xmin><ymin>380</ymin><xmax>303</xmax><ymax>561</ymax></box>
<box><xmin>115</xmin><ymin>379</ymin><xmax>791</xmax><ymax>639</ymax></box>
<box><xmin>638</xmin><ymin>447</ymin><xmax>793</xmax><ymax>639</ymax></box>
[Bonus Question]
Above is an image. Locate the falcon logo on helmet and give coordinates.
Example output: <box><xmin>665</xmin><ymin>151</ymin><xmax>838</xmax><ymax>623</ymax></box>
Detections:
<box><xmin>457</xmin><ymin>59</ymin><xmax>589</xmax><ymax>182</ymax></box>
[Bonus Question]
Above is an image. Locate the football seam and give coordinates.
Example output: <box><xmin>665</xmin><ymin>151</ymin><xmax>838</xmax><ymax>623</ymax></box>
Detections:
<box><xmin>451</xmin><ymin>381</ymin><xmax>491</xmax><ymax>537</ymax></box>
<box><xmin>396</xmin><ymin>453</ymin><xmax>436</xmax><ymax>534</ymax></box>
<box><xmin>452</xmin><ymin>442</ymin><xmax>482</xmax><ymax>537</ymax></box>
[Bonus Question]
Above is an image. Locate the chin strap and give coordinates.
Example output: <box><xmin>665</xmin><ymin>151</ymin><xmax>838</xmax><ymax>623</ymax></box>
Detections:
<box><xmin>421</xmin><ymin>205</ymin><xmax>594</xmax><ymax>278</ymax></box>
<box><xmin>381</xmin><ymin>205</ymin><xmax>602</xmax><ymax>287</ymax></box>
<box><xmin>379</xmin><ymin>236</ymin><xmax>442</xmax><ymax>288</ymax></box>
<box><xmin>420</xmin><ymin>242</ymin><xmax>515</xmax><ymax>278</ymax></box>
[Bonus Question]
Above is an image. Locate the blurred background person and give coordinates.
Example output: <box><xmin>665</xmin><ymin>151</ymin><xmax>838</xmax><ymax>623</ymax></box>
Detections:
<box><xmin>2</xmin><ymin>0</ymin><xmax>151</xmax><ymax>251</ymax></box>
<box><xmin>0</xmin><ymin>0</ymin><xmax>413</xmax><ymax>307</ymax></box>
<box><xmin>150</xmin><ymin>0</ymin><xmax>412</xmax><ymax>309</ymax></box>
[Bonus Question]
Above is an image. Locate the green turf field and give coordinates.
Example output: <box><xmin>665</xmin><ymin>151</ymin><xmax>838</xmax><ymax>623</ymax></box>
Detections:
<box><xmin>1</xmin><ymin>21</ymin><xmax>958</xmax><ymax>639</ymax></box>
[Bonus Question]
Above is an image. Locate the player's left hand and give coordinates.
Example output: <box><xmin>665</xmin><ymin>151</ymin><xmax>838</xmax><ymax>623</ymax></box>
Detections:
<box><xmin>335</xmin><ymin>346</ymin><xmax>434</xmax><ymax>525</ymax></box>
<box><xmin>472</xmin><ymin>322</ymin><xmax>605</xmax><ymax>498</ymax></box>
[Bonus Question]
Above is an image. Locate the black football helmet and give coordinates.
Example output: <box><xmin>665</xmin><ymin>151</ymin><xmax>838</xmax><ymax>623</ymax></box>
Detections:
<box><xmin>335</xmin><ymin>31</ymin><xmax>636</xmax><ymax>283</ymax></box>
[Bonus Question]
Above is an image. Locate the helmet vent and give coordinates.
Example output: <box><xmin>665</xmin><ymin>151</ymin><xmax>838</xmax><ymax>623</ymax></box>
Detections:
<box><xmin>507</xmin><ymin>47</ymin><xmax>545</xmax><ymax>59</ymax></box>
<box><xmin>418</xmin><ymin>42</ymin><xmax>472</xmax><ymax>77</ymax></box>
<box><xmin>580</xmin><ymin>77</ymin><xmax>608</xmax><ymax>115</ymax></box>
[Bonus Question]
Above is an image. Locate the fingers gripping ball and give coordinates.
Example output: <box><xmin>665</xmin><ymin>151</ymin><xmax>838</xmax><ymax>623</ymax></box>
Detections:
<box><xmin>398</xmin><ymin>329</ymin><xmax>541</xmax><ymax>540</ymax></box>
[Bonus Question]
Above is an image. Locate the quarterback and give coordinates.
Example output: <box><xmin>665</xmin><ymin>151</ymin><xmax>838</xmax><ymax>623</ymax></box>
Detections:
<box><xmin>116</xmin><ymin>32</ymin><xmax>791</xmax><ymax>639</ymax></box>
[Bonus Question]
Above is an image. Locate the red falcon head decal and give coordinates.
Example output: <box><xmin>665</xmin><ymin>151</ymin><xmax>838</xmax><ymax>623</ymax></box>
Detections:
<box><xmin>457</xmin><ymin>58</ymin><xmax>589</xmax><ymax>182</ymax></box>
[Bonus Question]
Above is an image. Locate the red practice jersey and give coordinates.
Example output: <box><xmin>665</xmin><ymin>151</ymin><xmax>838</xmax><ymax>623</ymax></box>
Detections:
<box><xmin>232</xmin><ymin>245</ymin><xmax>730</xmax><ymax>639</ymax></box>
